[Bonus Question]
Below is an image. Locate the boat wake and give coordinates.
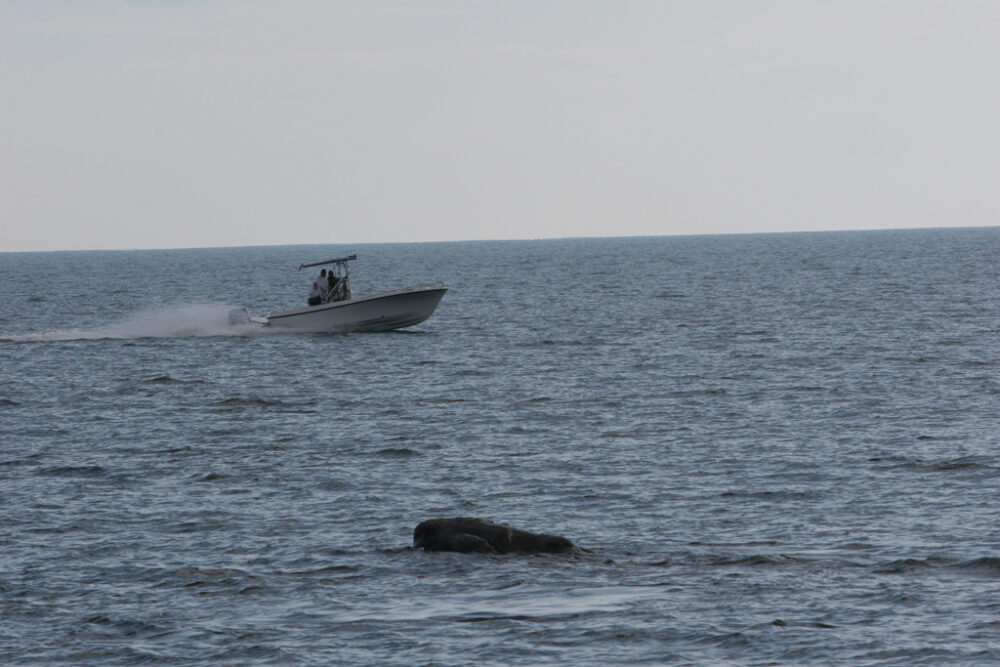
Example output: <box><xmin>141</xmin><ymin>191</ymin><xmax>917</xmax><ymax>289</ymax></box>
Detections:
<box><xmin>2</xmin><ymin>304</ymin><xmax>270</xmax><ymax>342</ymax></box>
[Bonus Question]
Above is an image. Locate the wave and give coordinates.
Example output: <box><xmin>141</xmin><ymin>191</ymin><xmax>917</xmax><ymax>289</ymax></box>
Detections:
<box><xmin>144</xmin><ymin>375</ymin><xmax>207</xmax><ymax>385</ymax></box>
<box><xmin>376</xmin><ymin>447</ymin><xmax>421</xmax><ymax>458</ymax></box>
<box><xmin>214</xmin><ymin>397</ymin><xmax>284</xmax><ymax>408</ymax></box>
<box><xmin>958</xmin><ymin>557</ymin><xmax>1000</xmax><ymax>575</ymax></box>
<box><xmin>927</xmin><ymin>456</ymin><xmax>996</xmax><ymax>471</ymax></box>
<box><xmin>342</xmin><ymin>585</ymin><xmax>662</xmax><ymax>623</ymax></box>
<box><xmin>874</xmin><ymin>556</ymin><xmax>1000</xmax><ymax>576</ymax></box>
<box><xmin>1</xmin><ymin>303</ymin><xmax>269</xmax><ymax>341</ymax></box>
<box><xmin>872</xmin><ymin>454</ymin><xmax>998</xmax><ymax>473</ymax></box>
<box><xmin>644</xmin><ymin>549</ymin><xmax>1000</xmax><ymax>579</ymax></box>
<box><xmin>873</xmin><ymin>557</ymin><xmax>940</xmax><ymax>574</ymax></box>
<box><xmin>78</xmin><ymin>614</ymin><xmax>169</xmax><ymax>641</ymax></box>
<box><xmin>211</xmin><ymin>396</ymin><xmax>316</xmax><ymax>414</ymax></box>
<box><xmin>718</xmin><ymin>489</ymin><xmax>822</xmax><ymax>501</ymax></box>
<box><xmin>645</xmin><ymin>552</ymin><xmax>801</xmax><ymax>569</ymax></box>
<box><xmin>35</xmin><ymin>465</ymin><xmax>107</xmax><ymax>477</ymax></box>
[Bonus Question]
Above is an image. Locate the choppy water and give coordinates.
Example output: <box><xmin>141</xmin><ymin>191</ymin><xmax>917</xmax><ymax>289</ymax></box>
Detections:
<box><xmin>2</xmin><ymin>229</ymin><xmax>999</xmax><ymax>665</ymax></box>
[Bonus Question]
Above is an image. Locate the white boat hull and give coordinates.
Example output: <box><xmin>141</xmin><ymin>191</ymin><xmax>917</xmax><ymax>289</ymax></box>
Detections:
<box><xmin>264</xmin><ymin>285</ymin><xmax>446</xmax><ymax>333</ymax></box>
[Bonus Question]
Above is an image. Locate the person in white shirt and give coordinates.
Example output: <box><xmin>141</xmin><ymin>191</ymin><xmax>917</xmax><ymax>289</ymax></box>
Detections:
<box><xmin>307</xmin><ymin>282</ymin><xmax>323</xmax><ymax>306</ymax></box>
<box><xmin>315</xmin><ymin>269</ymin><xmax>329</xmax><ymax>299</ymax></box>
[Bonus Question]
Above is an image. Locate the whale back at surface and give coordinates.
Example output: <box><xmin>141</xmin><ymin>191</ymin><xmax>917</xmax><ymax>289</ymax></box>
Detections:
<box><xmin>413</xmin><ymin>518</ymin><xmax>577</xmax><ymax>555</ymax></box>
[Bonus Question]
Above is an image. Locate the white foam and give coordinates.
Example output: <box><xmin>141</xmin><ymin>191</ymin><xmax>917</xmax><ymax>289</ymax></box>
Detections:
<box><xmin>3</xmin><ymin>303</ymin><xmax>268</xmax><ymax>341</ymax></box>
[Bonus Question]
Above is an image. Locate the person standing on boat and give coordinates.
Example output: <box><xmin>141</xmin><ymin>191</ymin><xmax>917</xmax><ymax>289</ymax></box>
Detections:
<box><xmin>307</xmin><ymin>282</ymin><xmax>323</xmax><ymax>306</ymax></box>
<box><xmin>313</xmin><ymin>269</ymin><xmax>327</xmax><ymax>301</ymax></box>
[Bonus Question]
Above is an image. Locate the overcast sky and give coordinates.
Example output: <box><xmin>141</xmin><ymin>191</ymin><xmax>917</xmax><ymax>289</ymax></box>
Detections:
<box><xmin>2</xmin><ymin>1</ymin><xmax>998</xmax><ymax>252</ymax></box>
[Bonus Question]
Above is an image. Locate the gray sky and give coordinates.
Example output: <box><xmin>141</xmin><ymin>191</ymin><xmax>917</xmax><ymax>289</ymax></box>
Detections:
<box><xmin>3</xmin><ymin>1</ymin><xmax>998</xmax><ymax>252</ymax></box>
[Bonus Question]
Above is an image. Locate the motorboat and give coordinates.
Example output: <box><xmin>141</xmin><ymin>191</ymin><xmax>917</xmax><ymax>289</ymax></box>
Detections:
<box><xmin>228</xmin><ymin>255</ymin><xmax>447</xmax><ymax>333</ymax></box>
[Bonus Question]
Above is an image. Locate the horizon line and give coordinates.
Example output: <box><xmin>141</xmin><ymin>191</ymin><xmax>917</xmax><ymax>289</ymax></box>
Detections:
<box><xmin>3</xmin><ymin>224</ymin><xmax>997</xmax><ymax>255</ymax></box>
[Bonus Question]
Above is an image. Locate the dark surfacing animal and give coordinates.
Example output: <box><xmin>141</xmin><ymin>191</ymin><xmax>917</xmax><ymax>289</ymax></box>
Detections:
<box><xmin>413</xmin><ymin>517</ymin><xmax>578</xmax><ymax>554</ymax></box>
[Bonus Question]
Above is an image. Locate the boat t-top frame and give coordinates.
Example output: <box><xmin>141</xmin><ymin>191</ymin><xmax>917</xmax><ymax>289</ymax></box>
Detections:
<box><xmin>299</xmin><ymin>254</ymin><xmax>356</xmax><ymax>302</ymax></box>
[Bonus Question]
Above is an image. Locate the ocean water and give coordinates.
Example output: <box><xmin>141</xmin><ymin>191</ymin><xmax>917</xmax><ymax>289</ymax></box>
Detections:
<box><xmin>1</xmin><ymin>229</ymin><xmax>999</xmax><ymax>665</ymax></box>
